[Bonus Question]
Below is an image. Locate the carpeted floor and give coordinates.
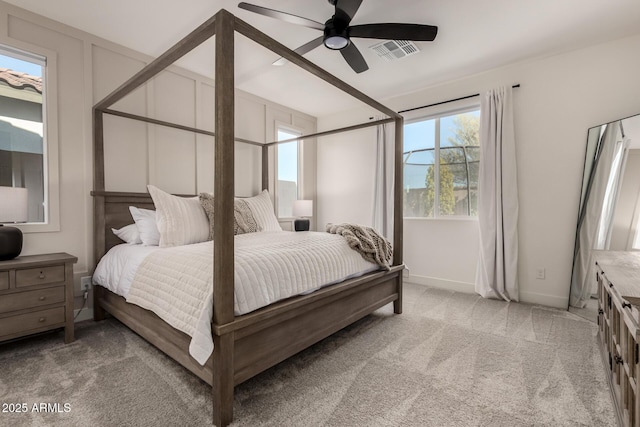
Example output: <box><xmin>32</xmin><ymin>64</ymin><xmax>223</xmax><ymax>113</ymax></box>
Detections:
<box><xmin>0</xmin><ymin>283</ymin><xmax>615</xmax><ymax>426</ymax></box>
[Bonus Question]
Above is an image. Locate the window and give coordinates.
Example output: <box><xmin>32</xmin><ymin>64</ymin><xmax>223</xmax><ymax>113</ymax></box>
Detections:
<box><xmin>0</xmin><ymin>47</ymin><xmax>47</xmax><ymax>223</ymax></box>
<box><xmin>276</xmin><ymin>127</ymin><xmax>301</xmax><ymax>217</ymax></box>
<box><xmin>403</xmin><ymin>108</ymin><xmax>480</xmax><ymax>217</ymax></box>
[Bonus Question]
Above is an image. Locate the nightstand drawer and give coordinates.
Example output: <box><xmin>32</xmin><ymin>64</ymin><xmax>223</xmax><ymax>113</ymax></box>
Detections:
<box><xmin>0</xmin><ymin>307</ymin><xmax>65</xmax><ymax>338</ymax></box>
<box><xmin>0</xmin><ymin>286</ymin><xmax>65</xmax><ymax>314</ymax></box>
<box><xmin>16</xmin><ymin>265</ymin><xmax>65</xmax><ymax>288</ymax></box>
<box><xmin>0</xmin><ymin>271</ymin><xmax>8</xmax><ymax>291</ymax></box>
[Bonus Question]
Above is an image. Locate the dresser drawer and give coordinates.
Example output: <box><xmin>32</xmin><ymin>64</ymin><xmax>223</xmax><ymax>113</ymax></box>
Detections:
<box><xmin>0</xmin><ymin>271</ymin><xmax>8</xmax><ymax>291</ymax></box>
<box><xmin>16</xmin><ymin>265</ymin><xmax>65</xmax><ymax>288</ymax></box>
<box><xmin>0</xmin><ymin>307</ymin><xmax>65</xmax><ymax>338</ymax></box>
<box><xmin>0</xmin><ymin>286</ymin><xmax>65</xmax><ymax>314</ymax></box>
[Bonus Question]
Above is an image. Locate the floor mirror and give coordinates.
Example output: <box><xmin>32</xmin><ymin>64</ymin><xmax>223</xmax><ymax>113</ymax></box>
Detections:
<box><xmin>570</xmin><ymin>113</ymin><xmax>640</xmax><ymax>320</ymax></box>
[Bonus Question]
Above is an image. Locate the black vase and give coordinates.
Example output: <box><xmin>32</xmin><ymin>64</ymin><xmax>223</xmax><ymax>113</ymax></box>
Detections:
<box><xmin>0</xmin><ymin>225</ymin><xmax>23</xmax><ymax>261</ymax></box>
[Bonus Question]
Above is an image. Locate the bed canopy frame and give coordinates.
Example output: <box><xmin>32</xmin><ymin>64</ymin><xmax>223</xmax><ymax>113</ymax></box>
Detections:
<box><xmin>91</xmin><ymin>9</ymin><xmax>404</xmax><ymax>426</ymax></box>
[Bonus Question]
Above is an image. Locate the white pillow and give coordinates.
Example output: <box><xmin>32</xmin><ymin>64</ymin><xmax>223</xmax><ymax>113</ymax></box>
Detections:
<box><xmin>129</xmin><ymin>207</ymin><xmax>160</xmax><ymax>246</ymax></box>
<box><xmin>111</xmin><ymin>223</ymin><xmax>142</xmax><ymax>244</ymax></box>
<box><xmin>240</xmin><ymin>190</ymin><xmax>282</xmax><ymax>232</ymax></box>
<box><xmin>147</xmin><ymin>185</ymin><xmax>210</xmax><ymax>247</ymax></box>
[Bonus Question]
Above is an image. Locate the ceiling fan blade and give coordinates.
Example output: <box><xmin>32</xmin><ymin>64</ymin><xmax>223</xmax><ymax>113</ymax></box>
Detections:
<box><xmin>273</xmin><ymin>36</ymin><xmax>324</xmax><ymax>66</ymax></box>
<box><xmin>238</xmin><ymin>2</ymin><xmax>325</xmax><ymax>31</ymax></box>
<box><xmin>349</xmin><ymin>23</ymin><xmax>438</xmax><ymax>41</ymax></box>
<box><xmin>340</xmin><ymin>42</ymin><xmax>368</xmax><ymax>73</ymax></box>
<box><xmin>334</xmin><ymin>0</ymin><xmax>363</xmax><ymax>23</ymax></box>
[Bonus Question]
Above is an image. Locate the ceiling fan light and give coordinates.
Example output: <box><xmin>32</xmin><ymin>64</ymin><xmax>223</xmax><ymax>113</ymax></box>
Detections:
<box><xmin>324</xmin><ymin>35</ymin><xmax>349</xmax><ymax>50</ymax></box>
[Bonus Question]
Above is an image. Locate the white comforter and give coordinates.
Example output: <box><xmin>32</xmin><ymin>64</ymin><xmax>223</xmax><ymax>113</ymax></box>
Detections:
<box><xmin>93</xmin><ymin>231</ymin><xmax>378</xmax><ymax>365</ymax></box>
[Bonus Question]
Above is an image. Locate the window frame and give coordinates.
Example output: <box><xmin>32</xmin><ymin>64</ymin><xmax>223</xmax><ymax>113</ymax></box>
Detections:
<box><xmin>403</xmin><ymin>102</ymin><xmax>481</xmax><ymax>220</ymax></box>
<box><xmin>274</xmin><ymin>122</ymin><xmax>303</xmax><ymax>219</ymax></box>
<box><xmin>0</xmin><ymin>40</ymin><xmax>60</xmax><ymax>232</ymax></box>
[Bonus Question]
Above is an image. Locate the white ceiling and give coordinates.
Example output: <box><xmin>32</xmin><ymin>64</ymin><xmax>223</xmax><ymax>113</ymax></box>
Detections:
<box><xmin>5</xmin><ymin>0</ymin><xmax>640</xmax><ymax>117</ymax></box>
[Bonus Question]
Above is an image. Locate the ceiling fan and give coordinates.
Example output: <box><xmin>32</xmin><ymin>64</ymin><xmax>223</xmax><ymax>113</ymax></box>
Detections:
<box><xmin>238</xmin><ymin>0</ymin><xmax>438</xmax><ymax>73</ymax></box>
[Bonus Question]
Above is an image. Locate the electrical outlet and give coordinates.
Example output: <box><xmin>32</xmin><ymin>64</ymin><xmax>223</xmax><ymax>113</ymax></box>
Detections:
<box><xmin>535</xmin><ymin>268</ymin><xmax>546</xmax><ymax>280</ymax></box>
<box><xmin>81</xmin><ymin>276</ymin><xmax>92</xmax><ymax>291</ymax></box>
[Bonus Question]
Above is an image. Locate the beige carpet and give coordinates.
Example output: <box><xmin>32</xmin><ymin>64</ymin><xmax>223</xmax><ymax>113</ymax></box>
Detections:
<box><xmin>0</xmin><ymin>283</ymin><xmax>615</xmax><ymax>426</ymax></box>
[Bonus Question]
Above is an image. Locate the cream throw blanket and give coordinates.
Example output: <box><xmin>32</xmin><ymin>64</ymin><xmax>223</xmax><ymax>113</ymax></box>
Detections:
<box><xmin>326</xmin><ymin>223</ymin><xmax>393</xmax><ymax>270</ymax></box>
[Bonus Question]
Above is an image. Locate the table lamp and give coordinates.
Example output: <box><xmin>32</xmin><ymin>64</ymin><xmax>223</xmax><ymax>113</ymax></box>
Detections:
<box><xmin>0</xmin><ymin>186</ymin><xmax>28</xmax><ymax>260</ymax></box>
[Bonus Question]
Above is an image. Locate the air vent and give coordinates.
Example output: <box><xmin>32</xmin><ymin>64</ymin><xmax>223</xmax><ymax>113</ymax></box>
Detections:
<box><xmin>369</xmin><ymin>40</ymin><xmax>420</xmax><ymax>62</ymax></box>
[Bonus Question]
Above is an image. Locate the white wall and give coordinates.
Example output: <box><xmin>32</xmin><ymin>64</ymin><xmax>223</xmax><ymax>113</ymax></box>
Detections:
<box><xmin>0</xmin><ymin>1</ymin><xmax>316</xmax><ymax>312</ymax></box>
<box><xmin>318</xmin><ymin>32</ymin><xmax>640</xmax><ymax>308</ymax></box>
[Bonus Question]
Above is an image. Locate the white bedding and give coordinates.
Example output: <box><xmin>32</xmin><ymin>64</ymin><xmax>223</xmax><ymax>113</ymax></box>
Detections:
<box><xmin>92</xmin><ymin>244</ymin><xmax>160</xmax><ymax>296</ymax></box>
<box><xmin>93</xmin><ymin>231</ymin><xmax>379</xmax><ymax>365</ymax></box>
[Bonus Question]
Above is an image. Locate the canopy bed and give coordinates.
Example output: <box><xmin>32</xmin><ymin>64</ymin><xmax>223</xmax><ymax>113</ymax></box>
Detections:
<box><xmin>91</xmin><ymin>9</ymin><xmax>404</xmax><ymax>426</ymax></box>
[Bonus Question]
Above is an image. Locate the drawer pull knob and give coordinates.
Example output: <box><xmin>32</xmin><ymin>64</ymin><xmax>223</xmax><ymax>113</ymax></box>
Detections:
<box><xmin>39</xmin><ymin>272</ymin><xmax>45</xmax><ymax>279</ymax></box>
<box><xmin>623</xmin><ymin>301</ymin><xmax>632</xmax><ymax>309</ymax></box>
<box><xmin>38</xmin><ymin>296</ymin><xmax>46</xmax><ymax>301</ymax></box>
<box><xmin>38</xmin><ymin>317</ymin><xmax>46</xmax><ymax>323</ymax></box>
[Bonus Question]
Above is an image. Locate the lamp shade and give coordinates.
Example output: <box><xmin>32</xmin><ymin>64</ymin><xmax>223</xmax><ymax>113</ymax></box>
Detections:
<box><xmin>292</xmin><ymin>200</ymin><xmax>313</xmax><ymax>218</ymax></box>
<box><xmin>0</xmin><ymin>186</ymin><xmax>28</xmax><ymax>223</ymax></box>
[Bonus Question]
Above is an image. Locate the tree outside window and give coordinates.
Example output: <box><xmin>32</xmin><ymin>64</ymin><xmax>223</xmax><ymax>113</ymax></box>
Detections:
<box><xmin>403</xmin><ymin>109</ymin><xmax>480</xmax><ymax>217</ymax></box>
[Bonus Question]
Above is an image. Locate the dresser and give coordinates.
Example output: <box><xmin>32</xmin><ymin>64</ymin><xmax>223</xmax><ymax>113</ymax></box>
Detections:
<box><xmin>595</xmin><ymin>251</ymin><xmax>640</xmax><ymax>427</ymax></box>
<box><xmin>0</xmin><ymin>253</ymin><xmax>77</xmax><ymax>344</ymax></box>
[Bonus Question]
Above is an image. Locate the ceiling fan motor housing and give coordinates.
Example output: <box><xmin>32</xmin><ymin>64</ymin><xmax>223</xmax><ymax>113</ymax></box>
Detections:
<box><xmin>323</xmin><ymin>17</ymin><xmax>350</xmax><ymax>50</ymax></box>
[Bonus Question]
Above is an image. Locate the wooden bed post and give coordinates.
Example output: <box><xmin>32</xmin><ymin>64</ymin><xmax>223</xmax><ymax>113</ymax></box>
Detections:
<box><xmin>212</xmin><ymin>9</ymin><xmax>235</xmax><ymax>427</ymax></box>
<box><xmin>393</xmin><ymin>116</ymin><xmax>404</xmax><ymax>314</ymax></box>
<box><xmin>262</xmin><ymin>144</ymin><xmax>269</xmax><ymax>191</ymax></box>
<box><xmin>93</xmin><ymin>107</ymin><xmax>107</xmax><ymax>321</ymax></box>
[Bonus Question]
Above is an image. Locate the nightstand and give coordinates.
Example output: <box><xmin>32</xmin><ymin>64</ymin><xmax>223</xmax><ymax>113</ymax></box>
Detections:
<box><xmin>0</xmin><ymin>253</ymin><xmax>77</xmax><ymax>344</ymax></box>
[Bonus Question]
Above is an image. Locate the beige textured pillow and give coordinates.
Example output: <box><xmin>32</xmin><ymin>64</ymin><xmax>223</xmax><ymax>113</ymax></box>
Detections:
<box><xmin>234</xmin><ymin>199</ymin><xmax>258</xmax><ymax>235</ymax></box>
<box><xmin>147</xmin><ymin>185</ymin><xmax>210</xmax><ymax>247</ymax></box>
<box><xmin>199</xmin><ymin>193</ymin><xmax>216</xmax><ymax>240</ymax></box>
<box><xmin>199</xmin><ymin>193</ymin><xmax>258</xmax><ymax>238</ymax></box>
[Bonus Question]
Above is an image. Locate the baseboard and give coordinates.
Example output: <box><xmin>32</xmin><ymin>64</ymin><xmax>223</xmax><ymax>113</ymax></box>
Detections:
<box><xmin>406</xmin><ymin>275</ymin><xmax>570</xmax><ymax>309</ymax></box>
<box><xmin>74</xmin><ymin>308</ymin><xmax>94</xmax><ymax>323</ymax></box>
<box><xmin>405</xmin><ymin>274</ymin><xmax>475</xmax><ymax>294</ymax></box>
<box><xmin>519</xmin><ymin>290</ymin><xmax>569</xmax><ymax>309</ymax></box>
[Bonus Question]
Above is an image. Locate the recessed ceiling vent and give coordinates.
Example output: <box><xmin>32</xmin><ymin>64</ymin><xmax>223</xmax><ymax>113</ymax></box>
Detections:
<box><xmin>369</xmin><ymin>40</ymin><xmax>420</xmax><ymax>62</ymax></box>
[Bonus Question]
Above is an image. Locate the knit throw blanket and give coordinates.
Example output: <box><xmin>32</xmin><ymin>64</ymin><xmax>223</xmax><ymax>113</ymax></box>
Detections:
<box><xmin>326</xmin><ymin>223</ymin><xmax>393</xmax><ymax>270</ymax></box>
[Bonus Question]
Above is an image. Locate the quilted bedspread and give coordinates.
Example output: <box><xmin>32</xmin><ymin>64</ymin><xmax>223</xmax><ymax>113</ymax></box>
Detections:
<box><xmin>125</xmin><ymin>231</ymin><xmax>378</xmax><ymax>365</ymax></box>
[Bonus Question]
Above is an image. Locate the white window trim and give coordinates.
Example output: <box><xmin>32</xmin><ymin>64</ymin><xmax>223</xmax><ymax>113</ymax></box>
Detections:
<box><xmin>274</xmin><ymin>121</ymin><xmax>303</xmax><ymax>219</ymax></box>
<box><xmin>403</xmin><ymin>100</ymin><xmax>480</xmax><ymax>219</ymax></box>
<box><xmin>0</xmin><ymin>39</ymin><xmax>60</xmax><ymax>233</ymax></box>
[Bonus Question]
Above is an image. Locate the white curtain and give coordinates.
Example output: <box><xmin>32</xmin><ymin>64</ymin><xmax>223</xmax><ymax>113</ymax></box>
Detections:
<box><xmin>373</xmin><ymin>120</ymin><xmax>394</xmax><ymax>240</ymax></box>
<box><xmin>475</xmin><ymin>87</ymin><xmax>519</xmax><ymax>302</ymax></box>
<box><xmin>571</xmin><ymin>122</ymin><xmax>627</xmax><ymax>307</ymax></box>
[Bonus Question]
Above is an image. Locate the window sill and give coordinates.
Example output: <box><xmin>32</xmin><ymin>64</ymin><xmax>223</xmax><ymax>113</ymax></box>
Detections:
<box><xmin>403</xmin><ymin>216</ymin><xmax>478</xmax><ymax>222</ymax></box>
<box><xmin>12</xmin><ymin>222</ymin><xmax>61</xmax><ymax>233</ymax></box>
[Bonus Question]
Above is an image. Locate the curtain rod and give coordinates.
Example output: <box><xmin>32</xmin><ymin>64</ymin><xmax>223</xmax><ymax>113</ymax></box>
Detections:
<box><xmin>398</xmin><ymin>84</ymin><xmax>520</xmax><ymax>114</ymax></box>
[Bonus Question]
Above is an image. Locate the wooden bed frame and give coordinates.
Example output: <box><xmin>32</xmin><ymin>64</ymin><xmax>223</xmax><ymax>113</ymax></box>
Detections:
<box><xmin>91</xmin><ymin>10</ymin><xmax>404</xmax><ymax>427</ymax></box>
